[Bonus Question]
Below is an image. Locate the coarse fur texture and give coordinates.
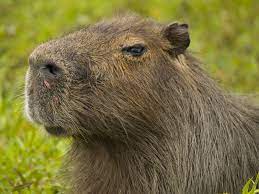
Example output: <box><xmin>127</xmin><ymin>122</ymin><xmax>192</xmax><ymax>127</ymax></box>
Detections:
<box><xmin>25</xmin><ymin>14</ymin><xmax>259</xmax><ymax>193</ymax></box>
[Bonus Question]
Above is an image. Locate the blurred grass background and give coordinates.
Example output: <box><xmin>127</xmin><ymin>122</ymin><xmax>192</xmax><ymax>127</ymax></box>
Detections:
<box><xmin>0</xmin><ymin>0</ymin><xmax>258</xmax><ymax>193</ymax></box>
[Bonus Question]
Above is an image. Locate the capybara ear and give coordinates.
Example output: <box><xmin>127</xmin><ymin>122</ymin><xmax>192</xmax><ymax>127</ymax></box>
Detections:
<box><xmin>163</xmin><ymin>22</ymin><xmax>190</xmax><ymax>55</ymax></box>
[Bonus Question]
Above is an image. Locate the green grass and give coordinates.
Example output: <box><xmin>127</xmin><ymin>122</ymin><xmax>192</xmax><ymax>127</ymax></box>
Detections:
<box><xmin>0</xmin><ymin>0</ymin><xmax>258</xmax><ymax>193</ymax></box>
<box><xmin>242</xmin><ymin>173</ymin><xmax>259</xmax><ymax>194</ymax></box>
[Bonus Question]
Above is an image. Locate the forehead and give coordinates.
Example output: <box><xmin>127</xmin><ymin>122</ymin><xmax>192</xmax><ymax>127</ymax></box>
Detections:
<box><xmin>90</xmin><ymin>16</ymin><xmax>162</xmax><ymax>34</ymax></box>
<box><xmin>65</xmin><ymin>15</ymin><xmax>163</xmax><ymax>43</ymax></box>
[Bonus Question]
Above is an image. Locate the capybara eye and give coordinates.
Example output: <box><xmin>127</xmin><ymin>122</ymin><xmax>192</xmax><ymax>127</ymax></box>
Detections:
<box><xmin>122</xmin><ymin>44</ymin><xmax>146</xmax><ymax>57</ymax></box>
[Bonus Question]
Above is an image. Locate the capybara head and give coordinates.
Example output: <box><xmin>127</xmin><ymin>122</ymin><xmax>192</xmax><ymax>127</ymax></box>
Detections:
<box><xmin>25</xmin><ymin>15</ymin><xmax>190</xmax><ymax>139</ymax></box>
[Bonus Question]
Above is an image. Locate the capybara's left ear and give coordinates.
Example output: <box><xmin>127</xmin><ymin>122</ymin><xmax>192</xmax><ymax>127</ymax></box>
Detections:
<box><xmin>163</xmin><ymin>22</ymin><xmax>190</xmax><ymax>55</ymax></box>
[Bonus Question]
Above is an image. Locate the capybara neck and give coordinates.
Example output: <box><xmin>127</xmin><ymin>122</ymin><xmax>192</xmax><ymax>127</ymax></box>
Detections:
<box><xmin>70</xmin><ymin>134</ymin><xmax>174</xmax><ymax>194</ymax></box>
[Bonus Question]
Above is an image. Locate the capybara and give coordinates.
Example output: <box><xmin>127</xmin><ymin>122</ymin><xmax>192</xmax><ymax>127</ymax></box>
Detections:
<box><xmin>25</xmin><ymin>14</ymin><xmax>259</xmax><ymax>193</ymax></box>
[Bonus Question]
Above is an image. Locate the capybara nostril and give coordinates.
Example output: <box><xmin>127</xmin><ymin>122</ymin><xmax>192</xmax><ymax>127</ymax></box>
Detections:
<box><xmin>39</xmin><ymin>63</ymin><xmax>61</xmax><ymax>77</ymax></box>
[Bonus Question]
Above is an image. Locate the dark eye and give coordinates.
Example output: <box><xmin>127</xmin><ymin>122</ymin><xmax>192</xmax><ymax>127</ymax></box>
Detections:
<box><xmin>122</xmin><ymin>44</ymin><xmax>146</xmax><ymax>57</ymax></box>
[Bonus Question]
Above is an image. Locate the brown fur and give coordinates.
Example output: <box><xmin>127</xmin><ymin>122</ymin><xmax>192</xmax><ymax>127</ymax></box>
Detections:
<box><xmin>25</xmin><ymin>14</ymin><xmax>259</xmax><ymax>193</ymax></box>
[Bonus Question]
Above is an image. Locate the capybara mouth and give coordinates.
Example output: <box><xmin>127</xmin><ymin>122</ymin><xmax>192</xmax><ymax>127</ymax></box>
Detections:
<box><xmin>44</xmin><ymin>126</ymin><xmax>67</xmax><ymax>136</ymax></box>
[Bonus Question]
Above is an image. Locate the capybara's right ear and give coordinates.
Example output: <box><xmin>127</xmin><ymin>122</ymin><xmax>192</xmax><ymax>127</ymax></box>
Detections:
<box><xmin>162</xmin><ymin>22</ymin><xmax>190</xmax><ymax>55</ymax></box>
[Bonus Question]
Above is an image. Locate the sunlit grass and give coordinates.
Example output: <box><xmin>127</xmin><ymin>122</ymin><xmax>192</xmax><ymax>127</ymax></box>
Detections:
<box><xmin>242</xmin><ymin>173</ymin><xmax>259</xmax><ymax>194</ymax></box>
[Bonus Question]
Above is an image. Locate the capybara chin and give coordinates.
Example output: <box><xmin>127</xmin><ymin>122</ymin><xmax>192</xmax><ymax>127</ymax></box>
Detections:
<box><xmin>25</xmin><ymin>14</ymin><xmax>259</xmax><ymax>193</ymax></box>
